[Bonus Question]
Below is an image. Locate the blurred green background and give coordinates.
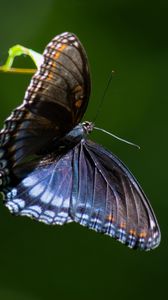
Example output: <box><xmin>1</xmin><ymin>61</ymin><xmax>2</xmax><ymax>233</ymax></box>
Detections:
<box><xmin>0</xmin><ymin>0</ymin><xmax>167</xmax><ymax>299</ymax></box>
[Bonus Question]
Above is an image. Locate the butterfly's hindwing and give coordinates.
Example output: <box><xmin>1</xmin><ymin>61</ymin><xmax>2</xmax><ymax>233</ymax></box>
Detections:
<box><xmin>70</xmin><ymin>139</ymin><xmax>160</xmax><ymax>250</ymax></box>
<box><xmin>5</xmin><ymin>151</ymin><xmax>73</xmax><ymax>225</ymax></box>
<box><xmin>4</xmin><ymin>134</ymin><xmax>160</xmax><ymax>250</ymax></box>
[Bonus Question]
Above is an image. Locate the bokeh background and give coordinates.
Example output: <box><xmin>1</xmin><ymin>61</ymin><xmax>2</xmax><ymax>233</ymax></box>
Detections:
<box><xmin>0</xmin><ymin>0</ymin><xmax>167</xmax><ymax>299</ymax></box>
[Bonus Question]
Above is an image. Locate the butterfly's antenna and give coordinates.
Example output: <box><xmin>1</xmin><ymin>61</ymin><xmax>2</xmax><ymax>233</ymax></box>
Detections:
<box><xmin>94</xmin><ymin>126</ymin><xmax>140</xmax><ymax>149</ymax></box>
<box><xmin>93</xmin><ymin>70</ymin><xmax>115</xmax><ymax>122</ymax></box>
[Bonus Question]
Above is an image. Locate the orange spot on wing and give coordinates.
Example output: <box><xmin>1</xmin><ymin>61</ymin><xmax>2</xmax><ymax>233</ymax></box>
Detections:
<box><xmin>139</xmin><ymin>231</ymin><xmax>147</xmax><ymax>238</ymax></box>
<box><xmin>54</xmin><ymin>44</ymin><xmax>67</xmax><ymax>59</ymax></box>
<box><xmin>75</xmin><ymin>99</ymin><xmax>82</xmax><ymax>108</ymax></box>
<box><xmin>73</xmin><ymin>85</ymin><xmax>83</xmax><ymax>93</ymax></box>
<box><xmin>47</xmin><ymin>69</ymin><xmax>55</xmax><ymax>80</ymax></box>
<box><xmin>120</xmin><ymin>222</ymin><xmax>126</xmax><ymax>229</ymax></box>
<box><xmin>106</xmin><ymin>214</ymin><xmax>115</xmax><ymax>222</ymax></box>
<box><xmin>46</xmin><ymin>44</ymin><xmax>67</xmax><ymax>81</ymax></box>
<box><xmin>129</xmin><ymin>229</ymin><xmax>137</xmax><ymax>236</ymax></box>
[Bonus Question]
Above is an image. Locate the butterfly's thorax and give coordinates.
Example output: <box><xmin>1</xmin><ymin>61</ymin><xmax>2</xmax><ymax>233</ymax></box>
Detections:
<box><xmin>65</xmin><ymin>121</ymin><xmax>93</xmax><ymax>139</ymax></box>
<box><xmin>51</xmin><ymin>121</ymin><xmax>93</xmax><ymax>154</ymax></box>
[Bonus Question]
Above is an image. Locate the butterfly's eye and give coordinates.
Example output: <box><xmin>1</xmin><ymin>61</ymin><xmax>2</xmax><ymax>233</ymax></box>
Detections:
<box><xmin>82</xmin><ymin>121</ymin><xmax>94</xmax><ymax>134</ymax></box>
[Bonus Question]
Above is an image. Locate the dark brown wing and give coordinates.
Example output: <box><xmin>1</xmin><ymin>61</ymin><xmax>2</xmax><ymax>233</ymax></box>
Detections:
<box><xmin>0</xmin><ymin>32</ymin><xmax>90</xmax><ymax>186</ymax></box>
<box><xmin>25</xmin><ymin>32</ymin><xmax>90</xmax><ymax>129</ymax></box>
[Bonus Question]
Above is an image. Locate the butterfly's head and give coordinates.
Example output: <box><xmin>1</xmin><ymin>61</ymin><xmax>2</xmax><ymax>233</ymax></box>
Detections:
<box><xmin>82</xmin><ymin>121</ymin><xmax>94</xmax><ymax>135</ymax></box>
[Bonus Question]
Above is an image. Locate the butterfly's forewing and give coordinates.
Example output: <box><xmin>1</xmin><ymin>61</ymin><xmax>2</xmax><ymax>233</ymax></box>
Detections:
<box><xmin>25</xmin><ymin>32</ymin><xmax>90</xmax><ymax>129</ymax></box>
<box><xmin>70</xmin><ymin>139</ymin><xmax>161</xmax><ymax>250</ymax></box>
<box><xmin>0</xmin><ymin>32</ymin><xmax>90</xmax><ymax>187</ymax></box>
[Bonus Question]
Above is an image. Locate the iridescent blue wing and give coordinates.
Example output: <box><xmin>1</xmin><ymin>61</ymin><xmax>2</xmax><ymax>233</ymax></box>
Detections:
<box><xmin>70</xmin><ymin>139</ymin><xmax>161</xmax><ymax>250</ymax></box>
<box><xmin>4</xmin><ymin>137</ymin><xmax>160</xmax><ymax>250</ymax></box>
<box><xmin>0</xmin><ymin>32</ymin><xmax>90</xmax><ymax>188</ymax></box>
<box><xmin>5</xmin><ymin>151</ymin><xmax>73</xmax><ymax>224</ymax></box>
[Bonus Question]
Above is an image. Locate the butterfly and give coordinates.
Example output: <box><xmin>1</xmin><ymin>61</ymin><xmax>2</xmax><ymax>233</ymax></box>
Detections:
<box><xmin>0</xmin><ymin>32</ymin><xmax>161</xmax><ymax>250</ymax></box>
